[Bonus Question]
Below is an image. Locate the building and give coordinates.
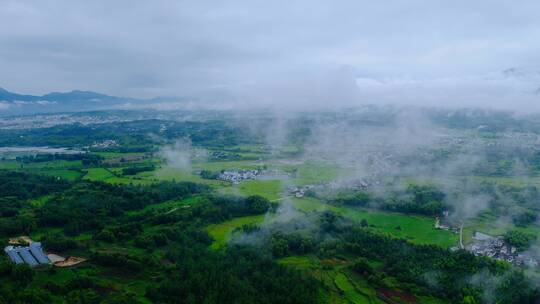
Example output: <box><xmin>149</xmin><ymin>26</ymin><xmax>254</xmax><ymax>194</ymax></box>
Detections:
<box><xmin>4</xmin><ymin>242</ymin><xmax>51</xmax><ymax>267</ymax></box>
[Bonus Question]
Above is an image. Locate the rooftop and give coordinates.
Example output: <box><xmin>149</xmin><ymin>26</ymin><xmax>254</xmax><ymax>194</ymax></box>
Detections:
<box><xmin>4</xmin><ymin>242</ymin><xmax>51</xmax><ymax>267</ymax></box>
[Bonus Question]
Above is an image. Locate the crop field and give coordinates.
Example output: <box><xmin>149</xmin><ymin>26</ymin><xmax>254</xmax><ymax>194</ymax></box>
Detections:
<box><xmin>38</xmin><ymin>169</ymin><xmax>83</xmax><ymax>181</ymax></box>
<box><xmin>150</xmin><ymin>167</ymin><xmax>221</xmax><ymax>185</ymax></box>
<box><xmin>280</xmin><ymin>255</ymin><xmax>446</xmax><ymax>304</ymax></box>
<box><xmin>280</xmin><ymin>256</ymin><xmax>385</xmax><ymax>304</ymax></box>
<box><xmin>281</xmin><ymin>160</ymin><xmax>343</xmax><ymax>185</ymax></box>
<box><xmin>225</xmin><ymin>180</ymin><xmax>284</xmax><ymax>201</ymax></box>
<box><xmin>93</xmin><ymin>151</ymin><xmax>146</xmax><ymax>159</ymax></box>
<box><xmin>290</xmin><ymin>197</ymin><xmax>458</xmax><ymax>248</ymax></box>
<box><xmin>82</xmin><ymin>167</ymin><xmax>151</xmax><ymax>185</ymax></box>
<box><xmin>83</xmin><ymin>168</ymin><xmax>116</xmax><ymax>181</ymax></box>
<box><xmin>0</xmin><ymin>159</ymin><xmax>83</xmax><ymax>170</ymax></box>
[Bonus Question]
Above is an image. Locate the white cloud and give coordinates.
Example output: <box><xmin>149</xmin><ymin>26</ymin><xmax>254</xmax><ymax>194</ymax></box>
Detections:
<box><xmin>0</xmin><ymin>0</ymin><xmax>539</xmax><ymax>110</ymax></box>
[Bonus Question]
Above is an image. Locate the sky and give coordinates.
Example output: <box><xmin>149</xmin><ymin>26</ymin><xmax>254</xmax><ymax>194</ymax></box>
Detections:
<box><xmin>0</xmin><ymin>0</ymin><xmax>539</xmax><ymax>109</ymax></box>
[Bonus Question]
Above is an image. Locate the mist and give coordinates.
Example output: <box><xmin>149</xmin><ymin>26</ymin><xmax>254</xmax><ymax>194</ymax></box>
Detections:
<box><xmin>159</xmin><ymin>138</ymin><xmax>195</xmax><ymax>171</ymax></box>
<box><xmin>2</xmin><ymin>1</ymin><xmax>540</xmax><ymax>303</ymax></box>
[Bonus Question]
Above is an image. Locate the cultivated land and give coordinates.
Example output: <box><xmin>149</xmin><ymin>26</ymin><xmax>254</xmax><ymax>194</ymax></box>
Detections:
<box><xmin>0</xmin><ymin>144</ymin><xmax>520</xmax><ymax>252</ymax></box>
<box><xmin>2</xmin><ymin>109</ymin><xmax>540</xmax><ymax>303</ymax></box>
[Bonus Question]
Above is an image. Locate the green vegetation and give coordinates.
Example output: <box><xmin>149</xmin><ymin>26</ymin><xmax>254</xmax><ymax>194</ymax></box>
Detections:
<box><xmin>0</xmin><ymin>171</ymin><xmax>318</xmax><ymax>303</ymax></box>
<box><xmin>2</xmin><ymin>110</ymin><xmax>540</xmax><ymax>303</ymax></box>
<box><xmin>83</xmin><ymin>168</ymin><xmax>115</xmax><ymax>181</ymax></box>
<box><xmin>504</xmin><ymin>230</ymin><xmax>537</xmax><ymax>251</ymax></box>
<box><xmin>207</xmin><ymin>214</ymin><xmax>266</xmax><ymax>249</ymax></box>
<box><xmin>290</xmin><ymin>197</ymin><xmax>458</xmax><ymax>248</ymax></box>
<box><xmin>245</xmin><ymin>211</ymin><xmax>539</xmax><ymax>304</ymax></box>
<box><xmin>233</xmin><ymin>180</ymin><xmax>283</xmax><ymax>201</ymax></box>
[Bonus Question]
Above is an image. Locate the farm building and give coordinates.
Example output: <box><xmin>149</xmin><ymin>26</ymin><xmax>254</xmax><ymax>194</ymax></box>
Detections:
<box><xmin>4</xmin><ymin>242</ymin><xmax>50</xmax><ymax>267</ymax></box>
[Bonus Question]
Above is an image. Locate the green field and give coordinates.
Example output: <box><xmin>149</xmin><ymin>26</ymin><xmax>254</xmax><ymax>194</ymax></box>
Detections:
<box><xmin>93</xmin><ymin>151</ymin><xmax>146</xmax><ymax>159</ymax></box>
<box><xmin>224</xmin><ymin>180</ymin><xmax>284</xmax><ymax>201</ymax></box>
<box><xmin>274</xmin><ymin>160</ymin><xmax>342</xmax><ymax>185</ymax></box>
<box><xmin>82</xmin><ymin>167</ymin><xmax>151</xmax><ymax>184</ymax></box>
<box><xmin>38</xmin><ymin>169</ymin><xmax>83</xmax><ymax>181</ymax></box>
<box><xmin>0</xmin><ymin>160</ymin><xmax>83</xmax><ymax>170</ymax></box>
<box><xmin>151</xmin><ymin>167</ymin><xmax>224</xmax><ymax>185</ymax></box>
<box><xmin>206</xmin><ymin>214</ymin><xmax>266</xmax><ymax>250</ymax></box>
<box><xmin>83</xmin><ymin>168</ymin><xmax>115</xmax><ymax>181</ymax></box>
<box><xmin>290</xmin><ymin>197</ymin><xmax>458</xmax><ymax>248</ymax></box>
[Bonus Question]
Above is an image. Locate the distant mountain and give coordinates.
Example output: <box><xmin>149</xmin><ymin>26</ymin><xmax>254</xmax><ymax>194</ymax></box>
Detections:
<box><xmin>0</xmin><ymin>87</ymin><xmax>155</xmax><ymax>116</ymax></box>
<box><xmin>41</xmin><ymin>90</ymin><xmax>123</xmax><ymax>103</ymax></box>
<box><xmin>0</xmin><ymin>87</ymin><xmax>128</xmax><ymax>104</ymax></box>
<box><xmin>0</xmin><ymin>87</ymin><xmax>40</xmax><ymax>102</ymax></box>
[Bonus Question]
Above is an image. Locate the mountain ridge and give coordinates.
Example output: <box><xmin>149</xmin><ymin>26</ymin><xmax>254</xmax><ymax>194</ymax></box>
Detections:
<box><xmin>0</xmin><ymin>87</ymin><xmax>128</xmax><ymax>103</ymax></box>
<box><xmin>0</xmin><ymin>87</ymin><xmax>183</xmax><ymax>116</ymax></box>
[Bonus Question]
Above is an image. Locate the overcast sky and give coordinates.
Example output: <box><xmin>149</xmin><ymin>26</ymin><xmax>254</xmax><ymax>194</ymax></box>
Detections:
<box><xmin>1</xmin><ymin>0</ymin><xmax>539</xmax><ymax>109</ymax></box>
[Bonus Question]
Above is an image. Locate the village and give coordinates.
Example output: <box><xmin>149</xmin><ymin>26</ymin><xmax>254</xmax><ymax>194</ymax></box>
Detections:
<box><xmin>435</xmin><ymin>218</ymin><xmax>540</xmax><ymax>268</ymax></box>
<box><xmin>288</xmin><ymin>178</ymin><xmax>373</xmax><ymax>198</ymax></box>
<box><xmin>218</xmin><ymin>169</ymin><xmax>260</xmax><ymax>184</ymax></box>
<box><xmin>467</xmin><ymin>232</ymin><xmax>539</xmax><ymax>268</ymax></box>
<box><xmin>215</xmin><ymin>168</ymin><xmax>291</xmax><ymax>184</ymax></box>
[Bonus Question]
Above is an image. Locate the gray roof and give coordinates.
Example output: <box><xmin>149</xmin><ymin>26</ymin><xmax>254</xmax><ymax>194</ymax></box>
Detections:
<box><xmin>4</xmin><ymin>242</ymin><xmax>50</xmax><ymax>267</ymax></box>
<box><xmin>30</xmin><ymin>242</ymin><xmax>50</xmax><ymax>264</ymax></box>
<box><xmin>19</xmin><ymin>250</ymin><xmax>39</xmax><ymax>266</ymax></box>
<box><xmin>4</xmin><ymin>246</ymin><xmax>24</xmax><ymax>264</ymax></box>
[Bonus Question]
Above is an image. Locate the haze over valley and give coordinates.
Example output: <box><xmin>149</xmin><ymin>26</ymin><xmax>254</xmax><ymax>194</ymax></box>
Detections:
<box><xmin>1</xmin><ymin>1</ymin><xmax>540</xmax><ymax>303</ymax></box>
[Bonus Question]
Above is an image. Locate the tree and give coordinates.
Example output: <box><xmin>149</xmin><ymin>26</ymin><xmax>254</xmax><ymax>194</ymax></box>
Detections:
<box><xmin>504</xmin><ymin>230</ymin><xmax>536</xmax><ymax>251</ymax></box>
<box><xmin>246</xmin><ymin>195</ymin><xmax>270</xmax><ymax>214</ymax></box>
<box><xmin>352</xmin><ymin>257</ymin><xmax>373</xmax><ymax>275</ymax></box>
<box><xmin>461</xmin><ymin>295</ymin><xmax>478</xmax><ymax>304</ymax></box>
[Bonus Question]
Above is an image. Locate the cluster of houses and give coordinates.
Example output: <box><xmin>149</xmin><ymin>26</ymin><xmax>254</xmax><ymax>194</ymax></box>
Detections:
<box><xmin>288</xmin><ymin>179</ymin><xmax>373</xmax><ymax>198</ymax></box>
<box><xmin>91</xmin><ymin>139</ymin><xmax>118</xmax><ymax>149</ymax></box>
<box><xmin>467</xmin><ymin>232</ymin><xmax>539</xmax><ymax>267</ymax></box>
<box><xmin>210</xmin><ymin>151</ymin><xmax>241</xmax><ymax>161</ymax></box>
<box><xmin>288</xmin><ymin>185</ymin><xmax>316</xmax><ymax>198</ymax></box>
<box><xmin>217</xmin><ymin>168</ymin><xmax>290</xmax><ymax>184</ymax></box>
<box><xmin>218</xmin><ymin>169</ymin><xmax>261</xmax><ymax>184</ymax></box>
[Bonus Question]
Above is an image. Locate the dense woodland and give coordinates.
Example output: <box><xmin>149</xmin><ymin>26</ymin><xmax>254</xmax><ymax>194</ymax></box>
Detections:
<box><xmin>0</xmin><ymin>170</ymin><xmax>318</xmax><ymax>303</ymax></box>
<box><xmin>0</xmin><ymin>169</ymin><xmax>538</xmax><ymax>303</ymax></box>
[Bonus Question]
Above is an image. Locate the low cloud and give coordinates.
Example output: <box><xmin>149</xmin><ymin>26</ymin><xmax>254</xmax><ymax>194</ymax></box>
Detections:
<box><xmin>159</xmin><ymin>138</ymin><xmax>194</xmax><ymax>171</ymax></box>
